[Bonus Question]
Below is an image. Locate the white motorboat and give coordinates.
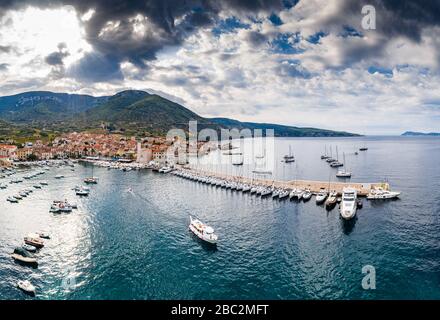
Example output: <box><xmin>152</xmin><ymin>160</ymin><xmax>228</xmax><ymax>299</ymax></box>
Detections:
<box><xmin>189</xmin><ymin>216</ymin><xmax>218</xmax><ymax>245</ymax></box>
<box><xmin>75</xmin><ymin>186</ymin><xmax>89</xmax><ymax>196</ymax></box>
<box><xmin>367</xmin><ymin>188</ymin><xmax>401</xmax><ymax>200</ymax></box>
<box><xmin>17</xmin><ymin>280</ymin><xmax>36</xmax><ymax>296</ymax></box>
<box><xmin>340</xmin><ymin>187</ymin><xmax>357</xmax><ymax>220</ymax></box>
<box><xmin>302</xmin><ymin>189</ymin><xmax>312</xmax><ymax>201</ymax></box>
<box><xmin>40</xmin><ymin>181</ymin><xmax>48</xmax><ymax>185</ymax></box>
<box><xmin>315</xmin><ymin>188</ymin><xmax>328</xmax><ymax>204</ymax></box>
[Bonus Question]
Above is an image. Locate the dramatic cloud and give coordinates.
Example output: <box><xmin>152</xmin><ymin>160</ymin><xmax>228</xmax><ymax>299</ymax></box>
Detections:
<box><xmin>0</xmin><ymin>0</ymin><xmax>440</xmax><ymax>134</ymax></box>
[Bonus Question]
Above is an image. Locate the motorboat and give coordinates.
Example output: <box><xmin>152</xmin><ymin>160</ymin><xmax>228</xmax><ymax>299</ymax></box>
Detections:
<box><xmin>38</xmin><ymin>232</ymin><xmax>50</xmax><ymax>239</ymax></box>
<box><xmin>50</xmin><ymin>201</ymin><xmax>73</xmax><ymax>213</ymax></box>
<box><xmin>302</xmin><ymin>189</ymin><xmax>312</xmax><ymax>201</ymax></box>
<box><xmin>315</xmin><ymin>188</ymin><xmax>328</xmax><ymax>204</ymax></box>
<box><xmin>24</xmin><ymin>235</ymin><xmax>45</xmax><ymax>248</ymax></box>
<box><xmin>325</xmin><ymin>192</ymin><xmax>338</xmax><ymax>209</ymax></box>
<box><xmin>84</xmin><ymin>177</ymin><xmax>98</xmax><ymax>184</ymax></box>
<box><xmin>22</xmin><ymin>244</ymin><xmax>37</xmax><ymax>253</ymax></box>
<box><xmin>359</xmin><ymin>147</ymin><xmax>368</xmax><ymax>151</ymax></box>
<box><xmin>367</xmin><ymin>188</ymin><xmax>401</xmax><ymax>200</ymax></box>
<box><xmin>17</xmin><ymin>280</ymin><xmax>36</xmax><ymax>296</ymax></box>
<box><xmin>40</xmin><ymin>181</ymin><xmax>48</xmax><ymax>185</ymax></box>
<box><xmin>11</xmin><ymin>247</ymin><xmax>38</xmax><ymax>265</ymax></box>
<box><xmin>340</xmin><ymin>187</ymin><xmax>357</xmax><ymax>220</ymax></box>
<box><xmin>75</xmin><ymin>186</ymin><xmax>90</xmax><ymax>196</ymax></box>
<box><xmin>189</xmin><ymin>216</ymin><xmax>218</xmax><ymax>245</ymax></box>
<box><xmin>55</xmin><ymin>175</ymin><xmax>64</xmax><ymax>179</ymax></box>
<box><xmin>33</xmin><ymin>184</ymin><xmax>42</xmax><ymax>189</ymax></box>
<box><xmin>13</xmin><ymin>194</ymin><xmax>23</xmax><ymax>200</ymax></box>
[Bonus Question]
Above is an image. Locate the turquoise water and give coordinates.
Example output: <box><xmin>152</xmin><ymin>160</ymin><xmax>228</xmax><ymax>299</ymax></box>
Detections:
<box><xmin>1</xmin><ymin>136</ymin><xmax>439</xmax><ymax>299</ymax></box>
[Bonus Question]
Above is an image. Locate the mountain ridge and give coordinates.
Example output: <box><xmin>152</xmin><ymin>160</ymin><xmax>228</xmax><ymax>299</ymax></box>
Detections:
<box><xmin>402</xmin><ymin>131</ymin><xmax>440</xmax><ymax>136</ymax></box>
<box><xmin>0</xmin><ymin>90</ymin><xmax>360</xmax><ymax>137</ymax></box>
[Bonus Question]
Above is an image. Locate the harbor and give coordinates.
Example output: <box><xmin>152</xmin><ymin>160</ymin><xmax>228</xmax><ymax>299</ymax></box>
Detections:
<box><xmin>0</xmin><ymin>136</ymin><xmax>439</xmax><ymax>299</ymax></box>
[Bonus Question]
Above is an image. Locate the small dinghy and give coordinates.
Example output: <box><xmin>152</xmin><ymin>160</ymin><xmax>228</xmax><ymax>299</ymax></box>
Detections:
<box><xmin>17</xmin><ymin>280</ymin><xmax>36</xmax><ymax>296</ymax></box>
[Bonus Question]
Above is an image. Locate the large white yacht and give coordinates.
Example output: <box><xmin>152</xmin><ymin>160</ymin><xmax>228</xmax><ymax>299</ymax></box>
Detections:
<box><xmin>340</xmin><ymin>187</ymin><xmax>357</xmax><ymax>220</ymax></box>
<box><xmin>189</xmin><ymin>216</ymin><xmax>218</xmax><ymax>245</ymax></box>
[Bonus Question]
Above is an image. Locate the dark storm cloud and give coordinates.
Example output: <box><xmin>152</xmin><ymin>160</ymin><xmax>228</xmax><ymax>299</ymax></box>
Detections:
<box><xmin>45</xmin><ymin>46</ymin><xmax>70</xmax><ymax>66</ymax></box>
<box><xmin>0</xmin><ymin>0</ymin><xmax>286</xmax><ymax>82</ymax></box>
<box><xmin>1</xmin><ymin>0</ymin><xmax>440</xmax><ymax>81</ymax></box>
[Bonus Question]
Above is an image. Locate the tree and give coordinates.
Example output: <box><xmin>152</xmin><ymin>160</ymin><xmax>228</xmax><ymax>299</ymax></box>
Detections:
<box><xmin>27</xmin><ymin>154</ymin><xmax>38</xmax><ymax>161</ymax></box>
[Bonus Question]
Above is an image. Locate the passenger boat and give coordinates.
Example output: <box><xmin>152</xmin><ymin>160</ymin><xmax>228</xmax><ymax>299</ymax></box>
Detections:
<box><xmin>340</xmin><ymin>188</ymin><xmax>357</xmax><ymax>220</ymax></box>
<box><xmin>17</xmin><ymin>280</ymin><xmax>36</xmax><ymax>296</ymax></box>
<box><xmin>189</xmin><ymin>216</ymin><xmax>218</xmax><ymax>245</ymax></box>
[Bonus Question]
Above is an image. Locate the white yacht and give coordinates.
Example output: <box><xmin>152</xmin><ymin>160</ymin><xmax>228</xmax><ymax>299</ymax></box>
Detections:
<box><xmin>340</xmin><ymin>187</ymin><xmax>357</xmax><ymax>220</ymax></box>
<box><xmin>189</xmin><ymin>216</ymin><xmax>218</xmax><ymax>245</ymax></box>
<box><xmin>367</xmin><ymin>188</ymin><xmax>401</xmax><ymax>200</ymax></box>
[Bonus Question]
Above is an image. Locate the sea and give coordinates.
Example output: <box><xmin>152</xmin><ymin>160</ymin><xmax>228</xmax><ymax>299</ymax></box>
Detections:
<box><xmin>0</xmin><ymin>136</ymin><xmax>439</xmax><ymax>300</ymax></box>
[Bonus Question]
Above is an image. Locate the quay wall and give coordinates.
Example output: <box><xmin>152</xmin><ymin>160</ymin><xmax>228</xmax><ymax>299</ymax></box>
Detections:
<box><xmin>183</xmin><ymin>168</ymin><xmax>389</xmax><ymax>196</ymax></box>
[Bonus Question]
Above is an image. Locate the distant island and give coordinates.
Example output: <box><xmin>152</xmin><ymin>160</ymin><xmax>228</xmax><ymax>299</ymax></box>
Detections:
<box><xmin>401</xmin><ymin>131</ymin><xmax>440</xmax><ymax>136</ymax></box>
<box><xmin>0</xmin><ymin>90</ymin><xmax>360</xmax><ymax>140</ymax></box>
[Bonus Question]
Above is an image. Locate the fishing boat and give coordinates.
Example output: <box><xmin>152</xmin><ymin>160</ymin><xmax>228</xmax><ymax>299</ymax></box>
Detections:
<box><xmin>367</xmin><ymin>188</ymin><xmax>401</xmax><ymax>200</ymax></box>
<box><xmin>189</xmin><ymin>216</ymin><xmax>218</xmax><ymax>245</ymax></box>
<box><xmin>315</xmin><ymin>188</ymin><xmax>328</xmax><ymax>204</ymax></box>
<box><xmin>17</xmin><ymin>280</ymin><xmax>36</xmax><ymax>296</ymax></box>
<box><xmin>340</xmin><ymin>188</ymin><xmax>357</xmax><ymax>220</ymax></box>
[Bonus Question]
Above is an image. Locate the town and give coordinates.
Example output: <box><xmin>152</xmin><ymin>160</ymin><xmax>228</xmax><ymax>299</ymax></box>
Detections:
<box><xmin>0</xmin><ymin>132</ymin><xmax>206</xmax><ymax>167</ymax></box>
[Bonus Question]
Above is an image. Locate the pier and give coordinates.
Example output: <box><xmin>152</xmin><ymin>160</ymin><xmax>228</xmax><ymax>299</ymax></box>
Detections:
<box><xmin>182</xmin><ymin>168</ymin><xmax>390</xmax><ymax>196</ymax></box>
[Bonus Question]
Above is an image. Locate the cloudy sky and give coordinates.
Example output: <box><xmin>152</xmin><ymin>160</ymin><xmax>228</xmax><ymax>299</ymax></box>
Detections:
<box><xmin>0</xmin><ymin>0</ymin><xmax>439</xmax><ymax>134</ymax></box>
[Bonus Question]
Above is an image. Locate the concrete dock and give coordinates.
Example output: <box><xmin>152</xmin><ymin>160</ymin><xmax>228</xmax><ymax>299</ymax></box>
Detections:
<box><xmin>183</xmin><ymin>168</ymin><xmax>389</xmax><ymax>196</ymax></box>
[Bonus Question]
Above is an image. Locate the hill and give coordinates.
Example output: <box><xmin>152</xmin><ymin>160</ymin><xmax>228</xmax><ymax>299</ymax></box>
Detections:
<box><xmin>0</xmin><ymin>90</ymin><xmax>360</xmax><ymax>137</ymax></box>
<box><xmin>402</xmin><ymin>131</ymin><xmax>440</xmax><ymax>136</ymax></box>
